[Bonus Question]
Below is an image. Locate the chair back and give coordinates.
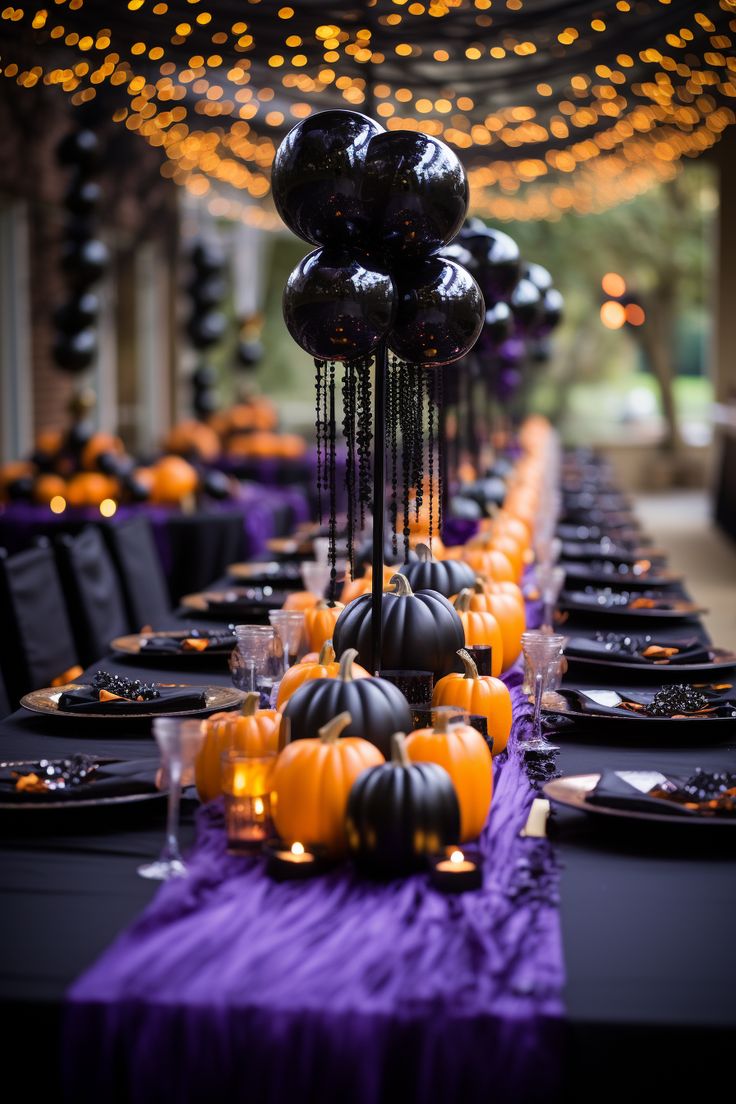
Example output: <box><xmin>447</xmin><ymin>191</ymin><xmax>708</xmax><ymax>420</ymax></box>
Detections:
<box><xmin>103</xmin><ymin>515</ymin><xmax>171</xmax><ymax>630</ymax></box>
<box><xmin>55</xmin><ymin>527</ymin><xmax>130</xmax><ymax>665</ymax></box>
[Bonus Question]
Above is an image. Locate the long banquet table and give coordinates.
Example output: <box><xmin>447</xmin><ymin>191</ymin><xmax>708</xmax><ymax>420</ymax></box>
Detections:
<box><xmin>1</xmin><ymin>534</ymin><xmax>735</xmax><ymax>1100</ymax></box>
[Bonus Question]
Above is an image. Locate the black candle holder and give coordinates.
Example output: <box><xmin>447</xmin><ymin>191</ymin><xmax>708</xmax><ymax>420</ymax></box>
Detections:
<box><xmin>429</xmin><ymin>846</ymin><xmax>483</xmax><ymax>893</ymax></box>
<box><xmin>378</xmin><ymin>669</ymin><xmax>434</xmax><ymax>707</ymax></box>
<box><xmin>264</xmin><ymin>838</ymin><xmax>333</xmax><ymax>882</ymax></box>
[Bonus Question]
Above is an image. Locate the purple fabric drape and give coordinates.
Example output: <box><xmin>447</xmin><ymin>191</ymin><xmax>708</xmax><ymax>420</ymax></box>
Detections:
<box><xmin>63</xmin><ymin>590</ymin><xmax>564</xmax><ymax>1104</ymax></box>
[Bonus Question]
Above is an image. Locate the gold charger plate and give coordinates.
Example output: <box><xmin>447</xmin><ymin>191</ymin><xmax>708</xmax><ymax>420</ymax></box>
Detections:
<box><xmin>544</xmin><ymin>772</ymin><xmax>736</xmax><ymax>827</ymax></box>
<box><xmin>20</xmin><ymin>682</ymin><xmax>244</xmax><ymax>720</ymax></box>
<box><xmin>228</xmin><ymin>561</ymin><xmax>301</xmax><ymax>583</ymax></box>
<box><xmin>111</xmin><ymin>631</ymin><xmax>234</xmax><ymax>657</ymax></box>
<box><xmin>180</xmin><ymin>587</ymin><xmax>280</xmax><ymax>613</ymax></box>
<box><xmin>0</xmin><ymin>757</ymin><xmax>167</xmax><ymax>812</ymax></box>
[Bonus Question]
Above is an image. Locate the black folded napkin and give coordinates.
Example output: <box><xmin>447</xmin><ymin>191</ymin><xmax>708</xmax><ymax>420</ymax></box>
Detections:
<box><xmin>565</xmin><ymin>634</ymin><xmax>711</xmax><ymax>666</ymax></box>
<box><xmin>140</xmin><ymin>631</ymin><xmax>235</xmax><ymax>655</ymax></box>
<box><xmin>586</xmin><ymin>771</ymin><xmax>696</xmax><ymax>816</ymax></box>
<box><xmin>558</xmin><ymin>684</ymin><xmax>736</xmax><ymax>720</ymax></box>
<box><xmin>57</xmin><ymin>685</ymin><xmax>207</xmax><ymax>714</ymax></box>
<box><xmin>586</xmin><ymin>769</ymin><xmax>736</xmax><ymax>818</ymax></box>
<box><xmin>563</xmin><ymin>588</ymin><xmax>679</xmax><ymax>611</ymax></box>
<box><xmin>0</xmin><ymin>757</ymin><xmax>160</xmax><ymax>803</ymax></box>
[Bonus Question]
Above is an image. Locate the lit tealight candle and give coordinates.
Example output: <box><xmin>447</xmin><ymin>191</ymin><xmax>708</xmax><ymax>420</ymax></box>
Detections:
<box><xmin>266</xmin><ymin>839</ymin><xmax>329</xmax><ymax>881</ymax></box>
<box><xmin>276</xmin><ymin>841</ymin><xmax>316</xmax><ymax>865</ymax></box>
<box><xmin>430</xmin><ymin>847</ymin><xmax>483</xmax><ymax>893</ymax></box>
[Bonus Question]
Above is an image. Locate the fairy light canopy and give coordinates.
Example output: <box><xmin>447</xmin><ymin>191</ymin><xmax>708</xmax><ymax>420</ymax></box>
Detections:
<box><xmin>0</xmin><ymin>0</ymin><xmax>734</xmax><ymax>222</ymax></box>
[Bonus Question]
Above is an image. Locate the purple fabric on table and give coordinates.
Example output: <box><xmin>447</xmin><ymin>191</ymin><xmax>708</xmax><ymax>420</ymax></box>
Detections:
<box><xmin>63</xmin><ymin>636</ymin><xmax>564</xmax><ymax>1104</ymax></box>
<box><xmin>441</xmin><ymin>515</ymin><xmax>480</xmax><ymax>546</ymax></box>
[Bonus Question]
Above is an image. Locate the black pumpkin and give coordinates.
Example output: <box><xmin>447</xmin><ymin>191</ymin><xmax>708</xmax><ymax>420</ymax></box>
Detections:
<box><xmin>282</xmin><ymin>648</ymin><xmax>411</xmax><ymax>758</ymax></box>
<box><xmin>346</xmin><ymin>732</ymin><xmax>460</xmax><ymax>878</ymax></box>
<box><xmin>333</xmin><ymin>573</ymin><xmax>464</xmax><ymax>678</ymax></box>
<box><xmin>399</xmin><ymin>543</ymin><xmax>475</xmax><ymax>598</ymax></box>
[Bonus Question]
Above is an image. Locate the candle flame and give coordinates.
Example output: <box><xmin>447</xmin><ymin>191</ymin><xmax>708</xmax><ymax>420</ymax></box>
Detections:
<box><xmin>291</xmin><ymin>841</ymin><xmax>305</xmax><ymax>856</ymax></box>
<box><xmin>254</xmin><ymin>797</ymin><xmax>264</xmax><ymax>815</ymax></box>
<box><xmin>450</xmin><ymin>850</ymin><xmax>464</xmax><ymax>865</ymax></box>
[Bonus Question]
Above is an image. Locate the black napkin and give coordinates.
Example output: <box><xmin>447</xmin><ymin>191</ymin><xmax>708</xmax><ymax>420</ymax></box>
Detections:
<box><xmin>565</xmin><ymin>634</ymin><xmax>711</xmax><ymax>666</ymax></box>
<box><xmin>0</xmin><ymin>758</ymin><xmax>160</xmax><ymax>804</ymax></box>
<box><xmin>563</xmin><ymin>588</ymin><xmax>679</xmax><ymax>611</ymax></box>
<box><xmin>57</xmin><ymin>685</ymin><xmax>207</xmax><ymax>714</ymax></box>
<box><xmin>585</xmin><ymin>771</ymin><xmax>696</xmax><ymax>816</ymax></box>
<box><xmin>140</xmin><ymin>632</ymin><xmax>235</xmax><ymax>655</ymax></box>
<box><xmin>559</xmin><ymin>685</ymin><xmax>736</xmax><ymax>720</ymax></box>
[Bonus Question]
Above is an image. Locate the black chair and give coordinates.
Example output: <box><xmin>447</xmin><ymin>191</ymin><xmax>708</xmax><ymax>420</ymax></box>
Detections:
<box><xmin>0</xmin><ymin>665</ymin><xmax>9</xmax><ymax>718</ymax></box>
<box><xmin>165</xmin><ymin>511</ymin><xmax>246</xmax><ymax>602</ymax></box>
<box><xmin>55</xmin><ymin>527</ymin><xmax>130</xmax><ymax>666</ymax></box>
<box><xmin>0</xmin><ymin>543</ymin><xmax>80</xmax><ymax>705</ymax></box>
<box><xmin>103</xmin><ymin>516</ymin><xmax>172</xmax><ymax>630</ymax></box>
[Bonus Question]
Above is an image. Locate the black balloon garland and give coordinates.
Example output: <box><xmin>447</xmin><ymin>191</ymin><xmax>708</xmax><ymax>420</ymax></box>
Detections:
<box><xmin>186</xmin><ymin>238</ymin><xmax>227</xmax><ymax>418</ymax></box>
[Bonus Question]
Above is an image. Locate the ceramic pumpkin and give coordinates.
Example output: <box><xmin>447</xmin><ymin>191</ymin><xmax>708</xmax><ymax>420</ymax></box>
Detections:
<box><xmin>196</xmin><ymin>692</ymin><xmax>282</xmax><ymax>802</ymax></box>
<box><xmin>272</xmin><ymin>711</ymin><xmax>384</xmax><ymax>855</ymax></box>
<box><xmin>473</xmin><ymin>580</ymin><xmax>525</xmax><ymax>669</ymax></box>
<box><xmin>399</xmin><ymin>542</ymin><xmax>475</xmax><ymax>599</ymax></box>
<box><xmin>282</xmin><ymin>590</ymin><xmax>319</xmax><ymax>612</ymax></box>
<box><xmin>275</xmin><ymin>640</ymin><xmax>370</xmax><ymax>708</ymax></box>
<box><xmin>33</xmin><ymin>474</ymin><xmax>67</xmax><ymax>505</ymax></box>
<box><xmin>406</xmin><ymin>711</ymin><xmax>492</xmax><ymax>841</ymax></box>
<box><xmin>460</xmin><ymin>547</ymin><xmax>515</xmax><ymax>583</ymax></box>
<box><xmin>453</xmin><ymin>589</ymin><xmax>503</xmax><ymax>675</ymax></box>
<box><xmin>282</xmin><ymin>648</ymin><xmax>412</xmax><ymax>757</ymax></box>
<box><xmin>164</xmin><ymin>419</ymin><xmax>220</xmax><ymax>463</ymax></box>
<box><xmin>304</xmin><ymin>600</ymin><xmax>344</xmax><ymax>652</ymax></box>
<box><xmin>433</xmin><ymin>649</ymin><xmax>513</xmax><ymax>755</ymax></box>
<box><xmin>333</xmin><ymin>573</ymin><xmax>464</xmax><ymax>679</ymax></box>
<box><xmin>346</xmin><ymin>732</ymin><xmax>461</xmax><ymax>877</ymax></box>
<box><xmin>81</xmin><ymin>432</ymin><xmax>125</xmax><ymax>472</ymax></box>
<box><xmin>65</xmin><ymin>471</ymin><xmax>117</xmax><ymax>507</ymax></box>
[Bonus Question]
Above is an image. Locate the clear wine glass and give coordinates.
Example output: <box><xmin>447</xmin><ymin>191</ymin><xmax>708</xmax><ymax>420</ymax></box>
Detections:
<box><xmin>519</xmin><ymin>631</ymin><xmax>565</xmax><ymax>754</ymax></box>
<box><xmin>269</xmin><ymin>610</ymin><xmax>305</xmax><ymax>675</ymax></box>
<box><xmin>537</xmin><ymin>563</ymin><xmax>566</xmax><ymax>631</ymax></box>
<box><xmin>137</xmin><ymin>718</ymin><xmax>205</xmax><ymax>881</ymax></box>
<box><xmin>233</xmin><ymin>625</ymin><xmax>282</xmax><ymax>706</ymax></box>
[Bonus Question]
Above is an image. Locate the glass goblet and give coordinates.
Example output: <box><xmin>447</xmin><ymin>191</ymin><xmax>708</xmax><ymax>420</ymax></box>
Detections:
<box><xmin>519</xmin><ymin>632</ymin><xmax>565</xmax><ymax>754</ymax></box>
<box><xmin>269</xmin><ymin>610</ymin><xmax>305</xmax><ymax>675</ymax></box>
<box><xmin>137</xmin><ymin>718</ymin><xmax>205</xmax><ymax>881</ymax></box>
<box><xmin>536</xmin><ymin>563</ymin><xmax>566</xmax><ymax>631</ymax></box>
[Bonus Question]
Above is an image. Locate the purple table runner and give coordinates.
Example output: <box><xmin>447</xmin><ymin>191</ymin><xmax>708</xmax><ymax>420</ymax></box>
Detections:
<box><xmin>63</xmin><ymin>625</ymin><xmax>565</xmax><ymax>1104</ymax></box>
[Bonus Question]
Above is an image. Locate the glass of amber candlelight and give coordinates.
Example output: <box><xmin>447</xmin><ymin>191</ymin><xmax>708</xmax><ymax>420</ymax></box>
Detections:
<box><xmin>221</xmin><ymin>749</ymin><xmax>276</xmax><ymax>853</ymax></box>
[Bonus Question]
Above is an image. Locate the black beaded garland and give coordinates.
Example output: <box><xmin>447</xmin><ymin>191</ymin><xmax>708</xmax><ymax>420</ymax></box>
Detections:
<box><xmin>327</xmin><ymin>359</ymin><xmax>338</xmax><ymax>602</ymax></box>
<box><xmin>314</xmin><ymin>358</ymin><xmax>324</xmax><ymax>524</ymax></box>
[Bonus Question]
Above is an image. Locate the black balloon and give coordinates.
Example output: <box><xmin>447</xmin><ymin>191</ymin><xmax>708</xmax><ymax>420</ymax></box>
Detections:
<box><xmin>202</xmin><ymin>470</ymin><xmax>232</xmax><ymax>500</ymax></box>
<box><xmin>272</xmin><ymin>110</ymin><xmax>384</xmax><ymax>249</ymax></box>
<box><xmin>193</xmin><ymin>388</ymin><xmax>219</xmax><ymax>416</ymax></box>
<box><xmin>53</xmin><ymin>292</ymin><xmax>99</xmax><ymax>334</ymax></box>
<box><xmin>61</xmin><ymin>238</ymin><xmax>109</xmax><ymax>288</ymax></box>
<box><xmin>192</xmin><ymin>364</ymin><xmax>218</xmax><ymax>389</ymax></box>
<box><xmin>57</xmin><ymin>129</ymin><xmax>100</xmax><ymax>171</ymax></box>
<box><xmin>524</xmin><ymin>262</ymin><xmax>553</xmax><ymax>294</ymax></box>
<box><xmin>64</xmin><ymin>178</ymin><xmax>101</xmax><ymax>217</ymax></box>
<box><xmin>540</xmin><ymin>287</ymin><xmax>564</xmax><ymax>333</ymax></box>
<box><xmin>458</xmin><ymin>223</ymin><xmax>521</xmax><ymax>303</ymax></box>
<box><xmin>510</xmin><ymin>277</ymin><xmax>543</xmax><ymax>333</ymax></box>
<box><xmin>237</xmin><ymin>339</ymin><xmax>264</xmax><ymax>368</ymax></box>
<box><xmin>191</xmin><ymin>241</ymin><xmax>226</xmax><ymax>276</ymax></box>
<box><xmin>67</xmin><ymin>420</ymin><xmax>94</xmax><ymax>452</ymax></box>
<box><xmin>96</xmin><ymin>451</ymin><xmax>123</xmax><ymax>476</ymax></box>
<box><xmin>189</xmin><ymin>274</ymin><xmax>227</xmax><ymax>309</ymax></box>
<box><xmin>361</xmin><ymin>131</ymin><xmax>468</xmax><ymax>262</ymax></box>
<box><xmin>478</xmin><ymin>301</ymin><xmax>513</xmax><ymax>354</ymax></box>
<box><xmin>283</xmin><ymin>247</ymin><xmax>396</xmax><ymax>361</ymax></box>
<box><xmin>7</xmin><ymin>477</ymin><xmax>34</xmax><ymax>502</ymax></box>
<box><xmin>387</xmin><ymin>257</ymin><xmax>484</xmax><ymax>367</ymax></box>
<box><xmin>441</xmin><ymin>241</ymin><xmax>477</xmax><ymax>272</ymax></box>
<box><xmin>123</xmin><ymin>474</ymin><xmax>151</xmax><ymax>503</ymax></box>
<box><xmin>52</xmin><ymin>329</ymin><xmax>97</xmax><ymax>373</ymax></box>
<box><xmin>187</xmin><ymin>311</ymin><xmax>227</xmax><ymax>350</ymax></box>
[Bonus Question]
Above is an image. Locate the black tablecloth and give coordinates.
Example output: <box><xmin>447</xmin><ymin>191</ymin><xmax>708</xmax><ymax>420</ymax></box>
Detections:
<box><xmin>1</xmin><ymin>620</ymin><xmax>735</xmax><ymax>1100</ymax></box>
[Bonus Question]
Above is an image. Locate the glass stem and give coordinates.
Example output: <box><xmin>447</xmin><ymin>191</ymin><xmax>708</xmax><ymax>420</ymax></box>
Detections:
<box><xmin>533</xmin><ymin>670</ymin><xmax>544</xmax><ymax>744</ymax></box>
<box><xmin>162</xmin><ymin>760</ymin><xmax>182</xmax><ymax>863</ymax></box>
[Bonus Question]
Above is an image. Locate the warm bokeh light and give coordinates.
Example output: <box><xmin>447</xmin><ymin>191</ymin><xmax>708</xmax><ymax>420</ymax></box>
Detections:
<box><xmin>601</xmin><ymin>272</ymin><xmax>627</xmax><ymax>297</ymax></box>
<box><xmin>450</xmin><ymin>850</ymin><xmax>465</xmax><ymax>864</ymax></box>
<box><xmin>49</xmin><ymin>495</ymin><xmax>66</xmax><ymax>514</ymax></box>
<box><xmin>291</xmin><ymin>841</ymin><xmax>305</xmax><ymax>856</ymax></box>
<box><xmin>600</xmin><ymin>300</ymin><xmax>627</xmax><ymax>329</ymax></box>
<box><xmin>99</xmin><ymin>498</ymin><xmax>118</xmax><ymax>517</ymax></box>
<box><xmin>625</xmin><ymin>303</ymin><xmax>646</xmax><ymax>326</ymax></box>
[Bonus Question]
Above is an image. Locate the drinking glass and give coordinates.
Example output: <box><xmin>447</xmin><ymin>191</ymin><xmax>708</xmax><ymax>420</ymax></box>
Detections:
<box><xmin>537</xmin><ymin>563</ymin><xmax>566</xmax><ymax>630</ymax></box>
<box><xmin>269</xmin><ymin>610</ymin><xmax>305</xmax><ymax>674</ymax></box>
<box><xmin>232</xmin><ymin>626</ymin><xmax>283</xmax><ymax>706</ymax></box>
<box><xmin>137</xmin><ymin>718</ymin><xmax>205</xmax><ymax>881</ymax></box>
<box><xmin>301</xmin><ymin>560</ymin><xmax>331</xmax><ymax>600</ymax></box>
<box><xmin>519</xmin><ymin>632</ymin><xmax>565</xmax><ymax>753</ymax></box>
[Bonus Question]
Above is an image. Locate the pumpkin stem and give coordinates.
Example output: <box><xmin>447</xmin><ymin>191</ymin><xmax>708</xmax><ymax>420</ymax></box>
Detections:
<box><xmin>432</xmin><ymin>711</ymin><xmax>450</xmax><ymax>734</ymax></box>
<box><xmin>454</xmin><ymin>588</ymin><xmax>472</xmax><ymax>613</ymax></box>
<box><xmin>390</xmin><ymin>732</ymin><xmax>411</xmax><ymax>767</ymax></box>
<box><xmin>319</xmin><ymin>711</ymin><xmax>352</xmax><ymax>744</ymax></box>
<box><xmin>315</xmin><ymin>599</ymin><xmax>331</xmax><ymax>610</ymax></box>
<box><xmin>338</xmin><ymin>648</ymin><xmax>359</xmax><ymax>681</ymax></box>
<box><xmin>390</xmin><ymin>573</ymin><xmax>413</xmax><ymax>597</ymax></box>
<box><xmin>318</xmin><ymin>639</ymin><xmax>336</xmax><ymax>665</ymax></box>
<box><xmin>473</xmin><ymin>577</ymin><xmax>487</xmax><ymax>594</ymax></box>
<box><xmin>457</xmin><ymin>648</ymin><xmax>479</xmax><ymax>680</ymax></box>
<box><xmin>240</xmin><ymin>692</ymin><xmax>260</xmax><ymax>717</ymax></box>
<box><xmin>415</xmin><ymin>542</ymin><xmax>434</xmax><ymax>564</ymax></box>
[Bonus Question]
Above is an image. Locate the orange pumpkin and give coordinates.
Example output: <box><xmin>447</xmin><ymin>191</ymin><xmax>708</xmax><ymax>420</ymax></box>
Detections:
<box><xmin>33</xmin><ymin>474</ymin><xmax>67</xmax><ymax>505</ymax></box>
<box><xmin>278</xmin><ymin>433</ymin><xmax>307</xmax><ymax>459</ymax></box>
<box><xmin>474</xmin><ymin>580</ymin><xmax>526</xmax><ymax>670</ymax></box>
<box><xmin>81</xmin><ymin>433</ymin><xmax>125</xmax><ymax>472</ymax></box>
<box><xmin>150</xmin><ymin>455</ymin><xmax>199</xmax><ymax>504</ymax></box>
<box><xmin>406</xmin><ymin>711</ymin><xmax>492</xmax><ymax>841</ymax></box>
<box><xmin>487</xmin><ymin>534</ymin><xmax>524</xmax><ymax>581</ymax></box>
<box><xmin>453</xmin><ymin>589</ymin><xmax>503</xmax><ymax>675</ymax></box>
<box><xmin>164</xmin><ymin>420</ymin><xmax>220</xmax><ymax>462</ymax></box>
<box><xmin>271</xmin><ymin>710</ymin><xmax>384</xmax><ymax>853</ymax></box>
<box><xmin>304</xmin><ymin>599</ymin><xmax>344</xmax><ymax>652</ymax></box>
<box><xmin>433</xmin><ymin>649</ymin><xmax>513</xmax><ymax>755</ymax></box>
<box><xmin>65</xmin><ymin>472</ymin><xmax>118</xmax><ymax>507</ymax></box>
<box><xmin>282</xmin><ymin>590</ymin><xmax>318</xmax><ymax>612</ymax></box>
<box><xmin>195</xmin><ymin>692</ymin><xmax>282</xmax><ymax>802</ymax></box>
<box><xmin>276</xmin><ymin>640</ymin><xmax>370</xmax><ymax>708</ymax></box>
<box><xmin>34</xmin><ymin>428</ymin><xmax>64</xmax><ymax>457</ymax></box>
<box><xmin>461</xmin><ymin>547</ymin><xmax>515</xmax><ymax>583</ymax></box>
<box><xmin>0</xmin><ymin>461</ymin><xmax>34</xmax><ymax>499</ymax></box>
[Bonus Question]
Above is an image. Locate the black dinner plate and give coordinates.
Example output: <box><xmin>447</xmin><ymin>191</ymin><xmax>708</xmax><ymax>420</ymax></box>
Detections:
<box><xmin>560</xmin><ymin>561</ymin><xmax>682</xmax><ymax>589</ymax></box>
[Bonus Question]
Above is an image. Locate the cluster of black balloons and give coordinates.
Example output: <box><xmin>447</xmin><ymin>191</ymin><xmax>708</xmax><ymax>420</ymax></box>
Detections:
<box><xmin>273</xmin><ymin>110</ymin><xmax>484</xmax><ymax>367</ymax></box>
<box><xmin>53</xmin><ymin>128</ymin><xmax>109</xmax><ymax>374</ymax></box>
<box><xmin>187</xmin><ymin>239</ymin><xmax>227</xmax><ymax>416</ymax></box>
